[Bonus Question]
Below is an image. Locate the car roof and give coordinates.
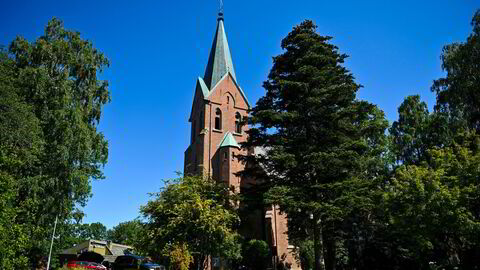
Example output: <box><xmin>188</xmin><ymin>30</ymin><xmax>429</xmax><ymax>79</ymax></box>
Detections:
<box><xmin>117</xmin><ymin>254</ymin><xmax>144</xmax><ymax>259</ymax></box>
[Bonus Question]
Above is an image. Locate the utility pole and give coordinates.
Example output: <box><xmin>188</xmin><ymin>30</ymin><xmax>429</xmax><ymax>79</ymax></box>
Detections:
<box><xmin>46</xmin><ymin>215</ymin><xmax>58</xmax><ymax>270</ymax></box>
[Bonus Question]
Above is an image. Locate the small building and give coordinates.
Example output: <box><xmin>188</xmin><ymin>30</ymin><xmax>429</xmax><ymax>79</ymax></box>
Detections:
<box><xmin>59</xmin><ymin>239</ymin><xmax>134</xmax><ymax>265</ymax></box>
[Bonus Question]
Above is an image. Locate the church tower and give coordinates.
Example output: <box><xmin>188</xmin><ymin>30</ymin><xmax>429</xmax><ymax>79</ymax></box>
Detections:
<box><xmin>184</xmin><ymin>10</ymin><xmax>300</xmax><ymax>270</ymax></box>
<box><xmin>184</xmin><ymin>11</ymin><xmax>250</xmax><ymax>194</ymax></box>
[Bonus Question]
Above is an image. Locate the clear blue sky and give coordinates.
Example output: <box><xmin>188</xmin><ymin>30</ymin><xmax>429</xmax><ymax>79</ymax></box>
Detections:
<box><xmin>1</xmin><ymin>0</ymin><xmax>477</xmax><ymax>229</ymax></box>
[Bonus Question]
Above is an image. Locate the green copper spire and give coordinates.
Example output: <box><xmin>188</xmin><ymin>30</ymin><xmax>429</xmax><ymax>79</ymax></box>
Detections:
<box><xmin>203</xmin><ymin>12</ymin><xmax>237</xmax><ymax>89</ymax></box>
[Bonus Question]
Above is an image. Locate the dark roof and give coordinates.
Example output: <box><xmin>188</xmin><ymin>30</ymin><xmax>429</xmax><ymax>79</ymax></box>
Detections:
<box><xmin>117</xmin><ymin>254</ymin><xmax>144</xmax><ymax>259</ymax></box>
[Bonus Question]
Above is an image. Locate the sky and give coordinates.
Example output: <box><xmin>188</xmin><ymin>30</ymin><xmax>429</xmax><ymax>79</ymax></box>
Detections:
<box><xmin>1</xmin><ymin>0</ymin><xmax>478</xmax><ymax>229</ymax></box>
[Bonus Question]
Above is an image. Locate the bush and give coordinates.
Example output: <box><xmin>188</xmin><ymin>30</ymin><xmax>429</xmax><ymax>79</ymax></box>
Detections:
<box><xmin>241</xmin><ymin>239</ymin><xmax>269</xmax><ymax>270</ymax></box>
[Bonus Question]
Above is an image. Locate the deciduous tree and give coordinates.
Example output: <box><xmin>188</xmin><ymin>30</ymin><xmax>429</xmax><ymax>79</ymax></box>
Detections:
<box><xmin>0</xmin><ymin>17</ymin><xmax>111</xmax><ymax>267</ymax></box>
<box><xmin>140</xmin><ymin>175</ymin><xmax>241</xmax><ymax>268</ymax></box>
<box><xmin>432</xmin><ymin>10</ymin><xmax>480</xmax><ymax>132</ymax></box>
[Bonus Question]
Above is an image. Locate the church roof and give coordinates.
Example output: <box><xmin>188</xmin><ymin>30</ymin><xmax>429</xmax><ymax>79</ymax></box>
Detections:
<box><xmin>219</xmin><ymin>132</ymin><xmax>241</xmax><ymax>149</ymax></box>
<box><xmin>203</xmin><ymin>14</ymin><xmax>237</xmax><ymax>90</ymax></box>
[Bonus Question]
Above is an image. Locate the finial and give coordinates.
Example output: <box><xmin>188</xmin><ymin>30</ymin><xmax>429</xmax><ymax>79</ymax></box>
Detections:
<box><xmin>218</xmin><ymin>0</ymin><xmax>224</xmax><ymax>21</ymax></box>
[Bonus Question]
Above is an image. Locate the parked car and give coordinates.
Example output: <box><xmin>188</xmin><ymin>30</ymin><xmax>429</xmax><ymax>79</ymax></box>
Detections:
<box><xmin>67</xmin><ymin>260</ymin><xmax>106</xmax><ymax>269</ymax></box>
<box><xmin>90</xmin><ymin>262</ymin><xmax>107</xmax><ymax>270</ymax></box>
<box><xmin>113</xmin><ymin>255</ymin><xmax>164</xmax><ymax>270</ymax></box>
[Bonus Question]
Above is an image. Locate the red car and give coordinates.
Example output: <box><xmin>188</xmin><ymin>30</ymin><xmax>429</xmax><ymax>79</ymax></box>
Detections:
<box><xmin>67</xmin><ymin>261</ymin><xmax>106</xmax><ymax>269</ymax></box>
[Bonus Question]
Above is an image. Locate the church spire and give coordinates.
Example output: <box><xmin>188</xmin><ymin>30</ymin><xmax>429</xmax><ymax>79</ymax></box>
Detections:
<box><xmin>203</xmin><ymin>9</ymin><xmax>237</xmax><ymax>89</ymax></box>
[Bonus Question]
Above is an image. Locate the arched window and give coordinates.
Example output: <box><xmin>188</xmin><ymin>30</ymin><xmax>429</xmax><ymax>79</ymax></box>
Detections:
<box><xmin>235</xmin><ymin>112</ymin><xmax>242</xmax><ymax>134</ymax></box>
<box><xmin>215</xmin><ymin>108</ymin><xmax>222</xmax><ymax>130</ymax></box>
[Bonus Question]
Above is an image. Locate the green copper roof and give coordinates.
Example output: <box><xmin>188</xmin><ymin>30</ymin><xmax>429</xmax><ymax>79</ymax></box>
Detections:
<box><xmin>197</xmin><ymin>77</ymin><xmax>209</xmax><ymax>97</ymax></box>
<box><xmin>219</xmin><ymin>132</ymin><xmax>240</xmax><ymax>149</ymax></box>
<box><xmin>203</xmin><ymin>16</ymin><xmax>237</xmax><ymax>89</ymax></box>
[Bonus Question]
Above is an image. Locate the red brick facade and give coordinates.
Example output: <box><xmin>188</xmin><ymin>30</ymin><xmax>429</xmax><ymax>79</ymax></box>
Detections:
<box><xmin>184</xmin><ymin>14</ymin><xmax>300</xmax><ymax>270</ymax></box>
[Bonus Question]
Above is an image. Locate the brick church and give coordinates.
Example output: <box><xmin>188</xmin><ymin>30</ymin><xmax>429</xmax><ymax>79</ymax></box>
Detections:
<box><xmin>184</xmin><ymin>10</ymin><xmax>300</xmax><ymax>270</ymax></box>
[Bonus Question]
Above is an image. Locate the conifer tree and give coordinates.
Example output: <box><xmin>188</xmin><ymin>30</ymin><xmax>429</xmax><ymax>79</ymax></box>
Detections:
<box><xmin>242</xmin><ymin>20</ymin><xmax>388</xmax><ymax>270</ymax></box>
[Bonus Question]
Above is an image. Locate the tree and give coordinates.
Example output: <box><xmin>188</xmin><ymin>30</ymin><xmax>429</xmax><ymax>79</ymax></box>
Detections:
<box><xmin>379</xmin><ymin>12</ymin><xmax>480</xmax><ymax>267</ymax></box>
<box><xmin>432</xmin><ymin>9</ymin><xmax>480</xmax><ymax>132</ymax></box>
<box><xmin>242</xmin><ymin>20</ymin><xmax>388</xmax><ymax>270</ymax></box>
<box><xmin>381</xmin><ymin>135</ymin><xmax>480</xmax><ymax>269</ymax></box>
<box><xmin>0</xmin><ymin>47</ymin><xmax>44</xmax><ymax>269</ymax></box>
<box><xmin>166</xmin><ymin>243</ymin><xmax>192</xmax><ymax>270</ymax></box>
<box><xmin>140</xmin><ymin>175</ymin><xmax>242</xmax><ymax>268</ymax></box>
<box><xmin>0</xmin><ymin>17</ymin><xmax>111</xmax><ymax>267</ymax></box>
<box><xmin>77</xmin><ymin>222</ymin><xmax>108</xmax><ymax>240</ymax></box>
<box><xmin>389</xmin><ymin>95</ymin><xmax>431</xmax><ymax>165</ymax></box>
<box><xmin>107</xmin><ymin>220</ymin><xmax>145</xmax><ymax>247</ymax></box>
<box><xmin>241</xmin><ymin>239</ymin><xmax>269</xmax><ymax>270</ymax></box>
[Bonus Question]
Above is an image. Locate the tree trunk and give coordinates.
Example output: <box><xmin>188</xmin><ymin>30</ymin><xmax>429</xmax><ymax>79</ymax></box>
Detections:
<box><xmin>313</xmin><ymin>215</ymin><xmax>325</xmax><ymax>270</ymax></box>
<box><xmin>324</xmin><ymin>229</ymin><xmax>336</xmax><ymax>270</ymax></box>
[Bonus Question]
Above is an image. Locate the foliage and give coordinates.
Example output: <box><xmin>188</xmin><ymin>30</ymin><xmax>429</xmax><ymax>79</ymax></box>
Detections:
<box><xmin>0</xmin><ymin>17</ymin><xmax>111</xmax><ymax>268</ymax></box>
<box><xmin>241</xmin><ymin>239</ymin><xmax>269</xmax><ymax>270</ymax></box>
<box><xmin>107</xmin><ymin>219</ymin><xmax>145</xmax><ymax>248</ymax></box>
<box><xmin>164</xmin><ymin>242</ymin><xmax>192</xmax><ymax>270</ymax></box>
<box><xmin>296</xmin><ymin>240</ymin><xmax>314</xmax><ymax>270</ymax></box>
<box><xmin>389</xmin><ymin>95</ymin><xmax>431</xmax><ymax>165</ymax></box>
<box><xmin>242</xmin><ymin>20</ymin><xmax>388</xmax><ymax>270</ymax></box>
<box><xmin>0</xmin><ymin>47</ymin><xmax>42</xmax><ymax>269</ymax></box>
<box><xmin>140</xmin><ymin>175</ymin><xmax>241</xmax><ymax>268</ymax></box>
<box><xmin>381</xmin><ymin>136</ymin><xmax>480</xmax><ymax>269</ymax></box>
<box><xmin>432</xmin><ymin>10</ymin><xmax>480</xmax><ymax>132</ymax></box>
<box><xmin>378</xmin><ymin>10</ymin><xmax>480</xmax><ymax>269</ymax></box>
<box><xmin>77</xmin><ymin>222</ymin><xmax>108</xmax><ymax>240</ymax></box>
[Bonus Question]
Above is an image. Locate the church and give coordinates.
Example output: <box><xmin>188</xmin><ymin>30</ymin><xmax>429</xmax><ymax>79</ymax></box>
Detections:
<box><xmin>183</xmin><ymin>10</ymin><xmax>300</xmax><ymax>270</ymax></box>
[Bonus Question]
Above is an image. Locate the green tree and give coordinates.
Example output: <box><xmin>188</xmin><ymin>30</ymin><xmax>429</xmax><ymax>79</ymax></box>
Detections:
<box><xmin>0</xmin><ymin>47</ymin><xmax>44</xmax><ymax>269</ymax></box>
<box><xmin>389</xmin><ymin>95</ymin><xmax>431</xmax><ymax>165</ymax></box>
<box><xmin>107</xmin><ymin>220</ymin><xmax>145</xmax><ymax>247</ymax></box>
<box><xmin>241</xmin><ymin>239</ymin><xmax>269</xmax><ymax>270</ymax></box>
<box><xmin>432</xmin><ymin>9</ymin><xmax>480</xmax><ymax>132</ymax></box>
<box><xmin>0</xmin><ymin>17</ymin><xmax>111</xmax><ymax>268</ymax></box>
<box><xmin>77</xmin><ymin>222</ymin><xmax>108</xmax><ymax>240</ymax></box>
<box><xmin>140</xmin><ymin>175</ymin><xmax>241</xmax><ymax>268</ymax></box>
<box><xmin>382</xmin><ymin>135</ymin><xmax>480</xmax><ymax>269</ymax></box>
<box><xmin>165</xmin><ymin>243</ymin><xmax>192</xmax><ymax>270</ymax></box>
<box><xmin>242</xmin><ymin>20</ymin><xmax>388</xmax><ymax>270</ymax></box>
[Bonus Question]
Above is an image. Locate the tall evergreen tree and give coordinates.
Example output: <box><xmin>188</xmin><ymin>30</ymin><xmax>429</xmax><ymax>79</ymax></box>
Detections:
<box><xmin>389</xmin><ymin>95</ymin><xmax>431</xmax><ymax>165</ymax></box>
<box><xmin>242</xmin><ymin>20</ymin><xmax>388</xmax><ymax>270</ymax></box>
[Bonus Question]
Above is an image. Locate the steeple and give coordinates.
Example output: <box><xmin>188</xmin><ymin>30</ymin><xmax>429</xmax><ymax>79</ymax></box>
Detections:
<box><xmin>203</xmin><ymin>12</ymin><xmax>237</xmax><ymax>89</ymax></box>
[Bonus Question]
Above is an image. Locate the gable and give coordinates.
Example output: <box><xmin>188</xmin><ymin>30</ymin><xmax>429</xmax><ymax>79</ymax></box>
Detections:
<box><xmin>188</xmin><ymin>77</ymin><xmax>209</xmax><ymax>122</ymax></box>
<box><xmin>206</xmin><ymin>72</ymin><xmax>250</xmax><ymax>110</ymax></box>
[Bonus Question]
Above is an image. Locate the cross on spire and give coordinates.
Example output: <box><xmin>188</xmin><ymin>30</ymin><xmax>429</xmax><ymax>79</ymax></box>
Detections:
<box><xmin>203</xmin><ymin>2</ymin><xmax>237</xmax><ymax>89</ymax></box>
<box><xmin>218</xmin><ymin>0</ymin><xmax>224</xmax><ymax>21</ymax></box>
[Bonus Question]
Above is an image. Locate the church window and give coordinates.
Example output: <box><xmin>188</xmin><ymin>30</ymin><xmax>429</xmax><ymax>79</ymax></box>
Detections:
<box><xmin>224</xmin><ymin>151</ymin><xmax>228</xmax><ymax>160</ymax></box>
<box><xmin>235</xmin><ymin>112</ymin><xmax>242</xmax><ymax>134</ymax></box>
<box><xmin>215</xmin><ymin>108</ymin><xmax>222</xmax><ymax>130</ymax></box>
<box><xmin>227</xmin><ymin>96</ymin><xmax>230</xmax><ymax>104</ymax></box>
